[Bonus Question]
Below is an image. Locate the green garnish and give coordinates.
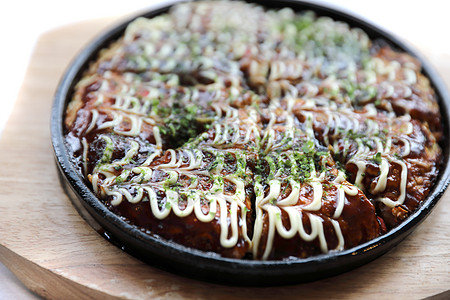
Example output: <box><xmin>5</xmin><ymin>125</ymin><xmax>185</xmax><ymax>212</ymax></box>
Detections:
<box><xmin>302</xmin><ymin>140</ymin><xmax>315</xmax><ymax>154</ymax></box>
<box><xmin>315</xmin><ymin>151</ymin><xmax>329</xmax><ymax>157</ymax></box>
<box><xmin>372</xmin><ymin>152</ymin><xmax>382</xmax><ymax>164</ymax></box>
<box><xmin>393</xmin><ymin>153</ymin><xmax>404</xmax><ymax>160</ymax></box>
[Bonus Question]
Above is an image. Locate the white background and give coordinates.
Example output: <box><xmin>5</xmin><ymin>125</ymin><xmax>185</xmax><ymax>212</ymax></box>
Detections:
<box><xmin>0</xmin><ymin>0</ymin><xmax>448</xmax><ymax>298</ymax></box>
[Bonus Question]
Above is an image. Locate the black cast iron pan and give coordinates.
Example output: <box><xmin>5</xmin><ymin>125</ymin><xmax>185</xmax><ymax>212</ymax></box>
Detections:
<box><xmin>51</xmin><ymin>0</ymin><xmax>450</xmax><ymax>286</ymax></box>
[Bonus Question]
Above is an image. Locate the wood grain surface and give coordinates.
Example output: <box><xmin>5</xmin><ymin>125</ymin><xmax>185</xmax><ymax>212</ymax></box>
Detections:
<box><xmin>0</xmin><ymin>18</ymin><xmax>449</xmax><ymax>300</ymax></box>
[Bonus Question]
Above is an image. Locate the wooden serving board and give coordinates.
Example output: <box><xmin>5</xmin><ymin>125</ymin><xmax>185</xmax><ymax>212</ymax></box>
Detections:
<box><xmin>0</xmin><ymin>18</ymin><xmax>449</xmax><ymax>300</ymax></box>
